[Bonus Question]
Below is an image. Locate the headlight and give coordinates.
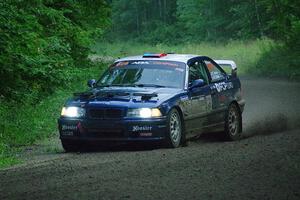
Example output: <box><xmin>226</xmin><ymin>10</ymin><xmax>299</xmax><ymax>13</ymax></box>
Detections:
<box><xmin>61</xmin><ymin>106</ymin><xmax>85</xmax><ymax>118</ymax></box>
<box><xmin>127</xmin><ymin>108</ymin><xmax>162</xmax><ymax>118</ymax></box>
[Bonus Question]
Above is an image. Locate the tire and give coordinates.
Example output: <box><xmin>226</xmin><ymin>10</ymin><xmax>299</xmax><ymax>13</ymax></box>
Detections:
<box><xmin>224</xmin><ymin>103</ymin><xmax>242</xmax><ymax>140</ymax></box>
<box><xmin>165</xmin><ymin>108</ymin><xmax>183</xmax><ymax>148</ymax></box>
<box><xmin>61</xmin><ymin>140</ymin><xmax>81</xmax><ymax>152</ymax></box>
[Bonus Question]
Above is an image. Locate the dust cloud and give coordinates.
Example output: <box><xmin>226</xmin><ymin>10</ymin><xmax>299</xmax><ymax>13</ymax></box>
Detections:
<box><xmin>242</xmin><ymin>78</ymin><xmax>300</xmax><ymax>137</ymax></box>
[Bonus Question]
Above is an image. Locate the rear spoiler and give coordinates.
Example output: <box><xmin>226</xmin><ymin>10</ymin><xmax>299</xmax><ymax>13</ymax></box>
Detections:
<box><xmin>214</xmin><ymin>60</ymin><xmax>237</xmax><ymax>77</ymax></box>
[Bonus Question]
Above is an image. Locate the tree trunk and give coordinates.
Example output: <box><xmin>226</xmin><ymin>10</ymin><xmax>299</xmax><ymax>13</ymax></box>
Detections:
<box><xmin>135</xmin><ymin>0</ymin><xmax>139</xmax><ymax>36</ymax></box>
<box><xmin>254</xmin><ymin>0</ymin><xmax>264</xmax><ymax>37</ymax></box>
<box><xmin>158</xmin><ymin>0</ymin><xmax>162</xmax><ymax>18</ymax></box>
<box><xmin>163</xmin><ymin>0</ymin><xmax>167</xmax><ymax>23</ymax></box>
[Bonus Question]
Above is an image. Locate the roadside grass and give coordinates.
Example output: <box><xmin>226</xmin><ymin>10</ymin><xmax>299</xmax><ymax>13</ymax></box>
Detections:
<box><xmin>92</xmin><ymin>39</ymin><xmax>274</xmax><ymax>75</ymax></box>
<box><xmin>0</xmin><ymin>65</ymin><xmax>105</xmax><ymax>168</ymax></box>
<box><xmin>0</xmin><ymin>157</ymin><xmax>20</xmax><ymax>169</ymax></box>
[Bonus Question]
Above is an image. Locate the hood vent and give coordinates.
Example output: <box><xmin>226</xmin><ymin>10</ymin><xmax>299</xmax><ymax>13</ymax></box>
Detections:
<box><xmin>133</xmin><ymin>92</ymin><xmax>158</xmax><ymax>101</ymax></box>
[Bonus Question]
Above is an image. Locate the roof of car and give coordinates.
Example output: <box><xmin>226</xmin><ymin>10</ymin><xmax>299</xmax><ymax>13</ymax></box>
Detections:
<box><xmin>115</xmin><ymin>54</ymin><xmax>201</xmax><ymax>64</ymax></box>
<box><xmin>214</xmin><ymin>60</ymin><xmax>237</xmax><ymax>70</ymax></box>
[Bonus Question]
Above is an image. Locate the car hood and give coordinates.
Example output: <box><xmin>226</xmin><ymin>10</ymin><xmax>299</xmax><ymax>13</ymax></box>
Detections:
<box><xmin>71</xmin><ymin>87</ymin><xmax>183</xmax><ymax>108</ymax></box>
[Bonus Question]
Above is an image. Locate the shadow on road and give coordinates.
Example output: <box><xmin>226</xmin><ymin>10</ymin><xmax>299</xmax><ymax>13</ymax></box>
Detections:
<box><xmin>188</xmin><ymin>132</ymin><xmax>226</xmax><ymax>143</ymax></box>
<box><xmin>73</xmin><ymin>141</ymin><xmax>164</xmax><ymax>153</ymax></box>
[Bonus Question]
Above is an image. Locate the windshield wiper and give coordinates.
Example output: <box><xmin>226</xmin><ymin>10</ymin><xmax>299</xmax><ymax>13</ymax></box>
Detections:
<box><xmin>97</xmin><ymin>84</ymin><xmax>166</xmax><ymax>88</ymax></box>
<box><xmin>134</xmin><ymin>84</ymin><xmax>166</xmax><ymax>88</ymax></box>
<box><xmin>97</xmin><ymin>84</ymin><xmax>124</xmax><ymax>88</ymax></box>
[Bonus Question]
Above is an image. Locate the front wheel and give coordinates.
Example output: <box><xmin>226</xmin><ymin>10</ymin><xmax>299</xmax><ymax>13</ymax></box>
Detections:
<box><xmin>165</xmin><ymin>109</ymin><xmax>183</xmax><ymax>148</ymax></box>
<box><xmin>224</xmin><ymin>103</ymin><xmax>242</xmax><ymax>140</ymax></box>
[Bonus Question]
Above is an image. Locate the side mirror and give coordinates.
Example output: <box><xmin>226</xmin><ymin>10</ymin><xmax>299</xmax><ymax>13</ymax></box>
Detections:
<box><xmin>87</xmin><ymin>79</ymin><xmax>96</xmax><ymax>88</ymax></box>
<box><xmin>189</xmin><ymin>79</ymin><xmax>205</xmax><ymax>90</ymax></box>
<box><xmin>231</xmin><ymin>68</ymin><xmax>237</xmax><ymax>78</ymax></box>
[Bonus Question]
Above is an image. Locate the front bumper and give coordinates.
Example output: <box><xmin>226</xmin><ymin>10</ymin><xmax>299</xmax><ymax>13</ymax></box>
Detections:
<box><xmin>58</xmin><ymin>117</ymin><xmax>167</xmax><ymax>142</ymax></box>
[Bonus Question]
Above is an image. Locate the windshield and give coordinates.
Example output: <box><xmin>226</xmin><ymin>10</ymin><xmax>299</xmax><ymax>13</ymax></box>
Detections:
<box><xmin>97</xmin><ymin>60</ymin><xmax>186</xmax><ymax>88</ymax></box>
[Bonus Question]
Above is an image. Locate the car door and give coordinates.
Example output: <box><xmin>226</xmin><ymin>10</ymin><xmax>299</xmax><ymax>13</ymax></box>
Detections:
<box><xmin>185</xmin><ymin>59</ymin><xmax>213</xmax><ymax>133</ymax></box>
<box><xmin>203</xmin><ymin>58</ymin><xmax>232</xmax><ymax>125</ymax></box>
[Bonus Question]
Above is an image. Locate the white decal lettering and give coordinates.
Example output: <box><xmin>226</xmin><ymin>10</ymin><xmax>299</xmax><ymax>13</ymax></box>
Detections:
<box><xmin>131</xmin><ymin>61</ymin><xmax>149</xmax><ymax>65</ymax></box>
<box><xmin>132</xmin><ymin>125</ymin><xmax>153</xmax><ymax>132</ymax></box>
<box><xmin>214</xmin><ymin>82</ymin><xmax>233</xmax><ymax>92</ymax></box>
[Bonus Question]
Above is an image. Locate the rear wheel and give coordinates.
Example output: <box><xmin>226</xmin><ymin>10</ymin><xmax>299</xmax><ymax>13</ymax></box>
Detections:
<box><xmin>224</xmin><ymin>103</ymin><xmax>242</xmax><ymax>140</ymax></box>
<box><xmin>165</xmin><ymin>109</ymin><xmax>183</xmax><ymax>148</ymax></box>
<box><xmin>61</xmin><ymin>140</ymin><xmax>81</xmax><ymax>152</ymax></box>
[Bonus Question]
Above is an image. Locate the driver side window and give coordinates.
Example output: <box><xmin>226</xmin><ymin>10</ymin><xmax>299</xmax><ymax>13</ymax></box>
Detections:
<box><xmin>204</xmin><ymin>60</ymin><xmax>226</xmax><ymax>82</ymax></box>
<box><xmin>188</xmin><ymin>61</ymin><xmax>209</xmax><ymax>85</ymax></box>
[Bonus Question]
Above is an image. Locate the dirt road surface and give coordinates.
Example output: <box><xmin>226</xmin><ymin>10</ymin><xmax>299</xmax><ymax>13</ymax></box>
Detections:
<box><xmin>1</xmin><ymin>78</ymin><xmax>300</xmax><ymax>200</ymax></box>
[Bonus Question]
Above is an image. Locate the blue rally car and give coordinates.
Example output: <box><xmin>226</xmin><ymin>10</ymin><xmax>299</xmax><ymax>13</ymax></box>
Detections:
<box><xmin>58</xmin><ymin>53</ymin><xmax>245</xmax><ymax>151</ymax></box>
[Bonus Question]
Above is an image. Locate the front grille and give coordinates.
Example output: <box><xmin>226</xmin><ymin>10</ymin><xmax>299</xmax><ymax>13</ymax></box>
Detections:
<box><xmin>106</xmin><ymin>108</ymin><xmax>123</xmax><ymax>118</ymax></box>
<box><xmin>89</xmin><ymin>108</ymin><xmax>124</xmax><ymax>119</ymax></box>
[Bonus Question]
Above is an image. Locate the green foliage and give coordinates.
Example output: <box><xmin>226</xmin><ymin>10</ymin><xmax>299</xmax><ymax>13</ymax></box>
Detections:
<box><xmin>109</xmin><ymin>0</ymin><xmax>177</xmax><ymax>43</ymax></box>
<box><xmin>0</xmin><ymin>156</ymin><xmax>20</xmax><ymax>168</ymax></box>
<box><xmin>107</xmin><ymin>0</ymin><xmax>300</xmax><ymax>44</ymax></box>
<box><xmin>254</xmin><ymin>40</ymin><xmax>300</xmax><ymax>79</ymax></box>
<box><xmin>0</xmin><ymin>0</ymin><xmax>110</xmax><ymax>168</ymax></box>
<box><xmin>0</xmin><ymin>64</ymin><xmax>104</xmax><ymax>168</ymax></box>
<box><xmin>0</xmin><ymin>0</ymin><xmax>110</xmax><ymax>101</ymax></box>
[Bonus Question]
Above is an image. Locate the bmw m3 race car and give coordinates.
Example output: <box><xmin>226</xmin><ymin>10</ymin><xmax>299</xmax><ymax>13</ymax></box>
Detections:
<box><xmin>58</xmin><ymin>53</ymin><xmax>245</xmax><ymax>151</ymax></box>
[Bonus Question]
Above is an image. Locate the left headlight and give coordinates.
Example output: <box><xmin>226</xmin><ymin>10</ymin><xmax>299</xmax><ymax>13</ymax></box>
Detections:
<box><xmin>127</xmin><ymin>108</ymin><xmax>162</xmax><ymax>118</ymax></box>
<box><xmin>61</xmin><ymin>106</ymin><xmax>86</xmax><ymax>118</ymax></box>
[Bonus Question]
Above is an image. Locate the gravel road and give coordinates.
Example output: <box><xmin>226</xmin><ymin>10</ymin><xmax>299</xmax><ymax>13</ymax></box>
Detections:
<box><xmin>1</xmin><ymin>77</ymin><xmax>300</xmax><ymax>200</ymax></box>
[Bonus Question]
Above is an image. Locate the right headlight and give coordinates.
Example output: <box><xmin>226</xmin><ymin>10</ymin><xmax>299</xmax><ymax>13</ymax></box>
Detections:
<box><xmin>61</xmin><ymin>106</ymin><xmax>86</xmax><ymax>118</ymax></box>
<box><xmin>127</xmin><ymin>108</ymin><xmax>162</xmax><ymax>118</ymax></box>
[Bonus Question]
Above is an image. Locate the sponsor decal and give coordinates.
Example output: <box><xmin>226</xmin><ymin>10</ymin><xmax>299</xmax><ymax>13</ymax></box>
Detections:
<box><xmin>152</xmin><ymin>61</ymin><xmax>180</xmax><ymax>67</ymax></box>
<box><xmin>212</xmin><ymin>82</ymin><xmax>233</xmax><ymax>92</ymax></box>
<box><xmin>139</xmin><ymin>132</ymin><xmax>152</xmax><ymax>137</ymax></box>
<box><xmin>132</xmin><ymin>125</ymin><xmax>153</xmax><ymax>132</ymax></box>
<box><xmin>61</xmin><ymin>125</ymin><xmax>77</xmax><ymax>131</ymax></box>
<box><xmin>61</xmin><ymin>131</ymin><xmax>73</xmax><ymax>136</ymax></box>
<box><xmin>131</xmin><ymin>61</ymin><xmax>149</xmax><ymax>65</ymax></box>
